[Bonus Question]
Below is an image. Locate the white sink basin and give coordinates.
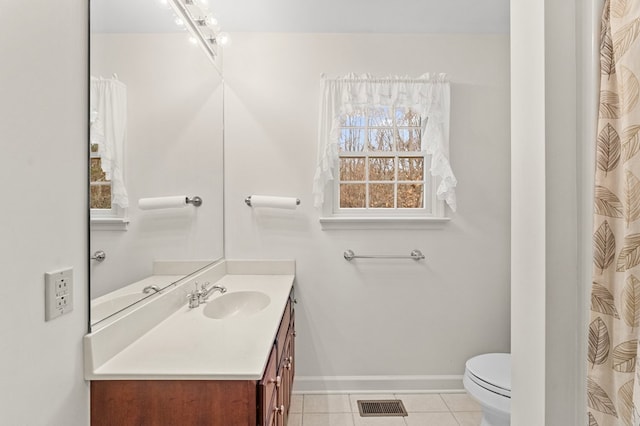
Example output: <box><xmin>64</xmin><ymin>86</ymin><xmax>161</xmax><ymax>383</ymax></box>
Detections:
<box><xmin>203</xmin><ymin>291</ymin><xmax>271</xmax><ymax>319</ymax></box>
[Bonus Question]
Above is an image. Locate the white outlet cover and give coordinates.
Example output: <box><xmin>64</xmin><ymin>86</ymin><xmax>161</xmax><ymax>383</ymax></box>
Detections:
<box><xmin>45</xmin><ymin>267</ymin><xmax>73</xmax><ymax>321</ymax></box>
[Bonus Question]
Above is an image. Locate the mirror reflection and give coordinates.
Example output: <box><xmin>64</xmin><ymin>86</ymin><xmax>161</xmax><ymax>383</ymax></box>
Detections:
<box><xmin>89</xmin><ymin>0</ymin><xmax>224</xmax><ymax>328</ymax></box>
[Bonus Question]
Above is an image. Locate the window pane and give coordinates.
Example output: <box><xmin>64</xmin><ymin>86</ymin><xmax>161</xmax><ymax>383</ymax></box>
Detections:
<box><xmin>369</xmin><ymin>157</ymin><xmax>395</xmax><ymax>181</ymax></box>
<box><xmin>90</xmin><ymin>158</ymin><xmax>108</xmax><ymax>182</ymax></box>
<box><xmin>368</xmin><ymin>106</ymin><xmax>392</xmax><ymax>127</ymax></box>
<box><xmin>368</xmin><ymin>128</ymin><xmax>394</xmax><ymax>151</ymax></box>
<box><xmin>398</xmin><ymin>157</ymin><xmax>424</xmax><ymax>181</ymax></box>
<box><xmin>395</xmin><ymin>108</ymin><xmax>421</xmax><ymax>127</ymax></box>
<box><xmin>90</xmin><ymin>185</ymin><xmax>112</xmax><ymax>209</ymax></box>
<box><xmin>339</xmin><ymin>128</ymin><xmax>365</xmax><ymax>152</ymax></box>
<box><xmin>340</xmin><ymin>110</ymin><xmax>366</xmax><ymax>127</ymax></box>
<box><xmin>369</xmin><ymin>184</ymin><xmax>394</xmax><ymax>208</ymax></box>
<box><xmin>340</xmin><ymin>184</ymin><xmax>366</xmax><ymax>208</ymax></box>
<box><xmin>340</xmin><ymin>157</ymin><xmax>366</xmax><ymax>181</ymax></box>
<box><xmin>396</xmin><ymin>128</ymin><xmax>421</xmax><ymax>152</ymax></box>
<box><xmin>398</xmin><ymin>184</ymin><xmax>424</xmax><ymax>208</ymax></box>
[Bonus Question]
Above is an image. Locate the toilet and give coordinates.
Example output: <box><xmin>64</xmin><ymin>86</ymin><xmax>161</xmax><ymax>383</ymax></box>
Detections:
<box><xmin>463</xmin><ymin>353</ymin><xmax>511</xmax><ymax>426</ymax></box>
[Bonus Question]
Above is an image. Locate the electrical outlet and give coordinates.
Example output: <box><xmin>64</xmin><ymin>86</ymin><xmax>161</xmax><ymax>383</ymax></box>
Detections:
<box><xmin>45</xmin><ymin>268</ymin><xmax>73</xmax><ymax>321</ymax></box>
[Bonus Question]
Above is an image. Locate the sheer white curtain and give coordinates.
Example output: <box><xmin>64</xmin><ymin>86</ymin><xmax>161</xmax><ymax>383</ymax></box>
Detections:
<box><xmin>90</xmin><ymin>76</ymin><xmax>129</xmax><ymax>208</ymax></box>
<box><xmin>312</xmin><ymin>73</ymin><xmax>457</xmax><ymax>211</ymax></box>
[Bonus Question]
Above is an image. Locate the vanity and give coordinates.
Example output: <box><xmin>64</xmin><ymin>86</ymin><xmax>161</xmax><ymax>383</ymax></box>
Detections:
<box><xmin>85</xmin><ymin>260</ymin><xmax>296</xmax><ymax>426</ymax></box>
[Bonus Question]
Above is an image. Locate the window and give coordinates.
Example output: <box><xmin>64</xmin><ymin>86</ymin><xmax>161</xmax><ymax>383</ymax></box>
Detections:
<box><xmin>314</xmin><ymin>74</ymin><xmax>456</xmax><ymax>229</ymax></box>
<box><xmin>90</xmin><ymin>76</ymin><xmax>129</xmax><ymax>230</ymax></box>
<box><xmin>90</xmin><ymin>144</ymin><xmax>113</xmax><ymax>211</ymax></box>
<box><xmin>337</xmin><ymin>107</ymin><xmax>431</xmax><ymax>213</ymax></box>
<box><xmin>90</xmin><ymin>143</ymin><xmax>128</xmax><ymax>230</ymax></box>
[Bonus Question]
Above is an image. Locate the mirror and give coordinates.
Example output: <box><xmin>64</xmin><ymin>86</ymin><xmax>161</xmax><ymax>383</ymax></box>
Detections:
<box><xmin>89</xmin><ymin>0</ymin><xmax>224</xmax><ymax>329</ymax></box>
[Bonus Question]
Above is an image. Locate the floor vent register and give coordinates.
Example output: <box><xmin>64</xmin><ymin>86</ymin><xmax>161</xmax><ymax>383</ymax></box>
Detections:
<box><xmin>356</xmin><ymin>400</ymin><xmax>408</xmax><ymax>417</ymax></box>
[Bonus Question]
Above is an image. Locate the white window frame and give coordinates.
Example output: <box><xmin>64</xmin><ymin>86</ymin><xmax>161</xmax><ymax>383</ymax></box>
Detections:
<box><xmin>90</xmin><ymin>149</ymin><xmax>129</xmax><ymax>231</ymax></box>
<box><xmin>319</xmin><ymin>107</ymin><xmax>449</xmax><ymax>230</ymax></box>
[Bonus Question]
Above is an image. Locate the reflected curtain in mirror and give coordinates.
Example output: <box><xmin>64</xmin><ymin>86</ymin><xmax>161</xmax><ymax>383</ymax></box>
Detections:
<box><xmin>90</xmin><ymin>76</ymin><xmax>129</xmax><ymax>209</ymax></box>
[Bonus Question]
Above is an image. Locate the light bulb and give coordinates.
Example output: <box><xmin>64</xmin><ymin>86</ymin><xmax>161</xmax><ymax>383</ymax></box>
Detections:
<box><xmin>188</xmin><ymin>35</ymin><xmax>198</xmax><ymax>45</ymax></box>
<box><xmin>205</xmin><ymin>16</ymin><xmax>218</xmax><ymax>26</ymax></box>
<box><xmin>217</xmin><ymin>32</ymin><xmax>230</xmax><ymax>46</ymax></box>
<box><xmin>156</xmin><ymin>0</ymin><xmax>171</xmax><ymax>8</ymax></box>
<box><xmin>174</xmin><ymin>17</ymin><xmax>185</xmax><ymax>27</ymax></box>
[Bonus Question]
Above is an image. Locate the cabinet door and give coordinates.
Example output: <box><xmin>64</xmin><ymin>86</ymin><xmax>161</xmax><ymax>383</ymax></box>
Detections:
<box><xmin>276</xmin><ymin>299</ymin><xmax>291</xmax><ymax>362</ymax></box>
<box><xmin>282</xmin><ymin>319</ymin><xmax>296</xmax><ymax>420</ymax></box>
<box><xmin>259</xmin><ymin>346</ymin><xmax>278</xmax><ymax>426</ymax></box>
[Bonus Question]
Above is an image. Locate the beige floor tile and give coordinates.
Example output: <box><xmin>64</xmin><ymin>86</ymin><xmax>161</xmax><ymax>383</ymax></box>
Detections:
<box><xmin>453</xmin><ymin>411</ymin><xmax>483</xmax><ymax>426</ymax></box>
<box><xmin>290</xmin><ymin>394</ymin><xmax>303</xmax><ymax>413</ymax></box>
<box><xmin>440</xmin><ymin>393</ymin><xmax>482</xmax><ymax>412</ymax></box>
<box><xmin>352</xmin><ymin>414</ymin><xmax>407</xmax><ymax>426</ymax></box>
<box><xmin>287</xmin><ymin>413</ymin><xmax>303</xmax><ymax>426</ymax></box>
<box><xmin>304</xmin><ymin>394</ymin><xmax>353</xmax><ymax>413</ymax></box>
<box><xmin>404</xmin><ymin>412</ymin><xmax>459</xmax><ymax>426</ymax></box>
<box><xmin>303</xmin><ymin>413</ymin><xmax>355</xmax><ymax>426</ymax></box>
<box><xmin>348</xmin><ymin>394</ymin><xmax>396</xmax><ymax>412</ymax></box>
<box><xmin>394</xmin><ymin>394</ymin><xmax>449</xmax><ymax>412</ymax></box>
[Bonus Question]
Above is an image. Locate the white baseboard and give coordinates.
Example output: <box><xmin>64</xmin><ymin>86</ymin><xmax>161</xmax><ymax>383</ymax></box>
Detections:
<box><xmin>292</xmin><ymin>375</ymin><xmax>464</xmax><ymax>394</ymax></box>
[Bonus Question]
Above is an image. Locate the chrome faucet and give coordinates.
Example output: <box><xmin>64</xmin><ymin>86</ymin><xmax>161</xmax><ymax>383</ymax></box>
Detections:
<box><xmin>143</xmin><ymin>285</ymin><xmax>160</xmax><ymax>294</ymax></box>
<box><xmin>187</xmin><ymin>282</ymin><xmax>227</xmax><ymax>308</ymax></box>
<box><xmin>198</xmin><ymin>281</ymin><xmax>227</xmax><ymax>303</ymax></box>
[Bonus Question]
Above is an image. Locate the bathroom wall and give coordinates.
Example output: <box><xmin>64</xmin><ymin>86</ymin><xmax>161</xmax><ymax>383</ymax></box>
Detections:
<box><xmin>90</xmin><ymin>33</ymin><xmax>224</xmax><ymax>298</ymax></box>
<box><xmin>511</xmin><ymin>0</ymin><xmax>593</xmax><ymax>424</ymax></box>
<box><xmin>0</xmin><ymin>1</ymin><xmax>89</xmax><ymax>425</ymax></box>
<box><xmin>224</xmin><ymin>33</ymin><xmax>511</xmax><ymax>391</ymax></box>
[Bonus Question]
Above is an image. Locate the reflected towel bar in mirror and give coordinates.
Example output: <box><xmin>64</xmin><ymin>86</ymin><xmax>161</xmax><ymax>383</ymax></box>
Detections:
<box><xmin>343</xmin><ymin>249</ymin><xmax>425</xmax><ymax>261</ymax></box>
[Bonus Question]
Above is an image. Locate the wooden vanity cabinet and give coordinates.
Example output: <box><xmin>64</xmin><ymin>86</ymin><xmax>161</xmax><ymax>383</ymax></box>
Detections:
<box><xmin>91</xmin><ymin>290</ymin><xmax>296</xmax><ymax>426</ymax></box>
<box><xmin>260</xmin><ymin>293</ymin><xmax>295</xmax><ymax>426</ymax></box>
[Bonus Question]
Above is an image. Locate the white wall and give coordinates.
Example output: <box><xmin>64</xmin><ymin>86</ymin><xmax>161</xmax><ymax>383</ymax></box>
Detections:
<box><xmin>510</xmin><ymin>1</ymin><xmax>547</xmax><ymax>423</ymax></box>
<box><xmin>224</xmin><ymin>33</ymin><xmax>511</xmax><ymax>391</ymax></box>
<box><xmin>0</xmin><ymin>1</ymin><xmax>89</xmax><ymax>425</ymax></box>
<box><xmin>511</xmin><ymin>0</ymin><xmax>591</xmax><ymax>424</ymax></box>
<box><xmin>544</xmin><ymin>0</ymin><xmax>579</xmax><ymax>424</ymax></box>
<box><xmin>90</xmin><ymin>34</ymin><xmax>224</xmax><ymax>298</ymax></box>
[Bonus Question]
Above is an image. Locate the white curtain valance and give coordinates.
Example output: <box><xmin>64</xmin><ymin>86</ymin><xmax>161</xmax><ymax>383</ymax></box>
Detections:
<box><xmin>90</xmin><ymin>76</ymin><xmax>129</xmax><ymax>209</ymax></box>
<box><xmin>312</xmin><ymin>73</ymin><xmax>457</xmax><ymax>212</ymax></box>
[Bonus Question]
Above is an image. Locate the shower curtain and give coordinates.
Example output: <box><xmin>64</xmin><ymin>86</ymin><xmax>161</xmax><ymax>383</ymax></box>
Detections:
<box><xmin>588</xmin><ymin>1</ymin><xmax>640</xmax><ymax>425</ymax></box>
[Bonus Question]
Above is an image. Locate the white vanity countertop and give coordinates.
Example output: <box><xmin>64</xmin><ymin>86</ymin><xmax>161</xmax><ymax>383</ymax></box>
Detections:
<box><xmin>85</xmin><ymin>262</ymin><xmax>294</xmax><ymax>381</ymax></box>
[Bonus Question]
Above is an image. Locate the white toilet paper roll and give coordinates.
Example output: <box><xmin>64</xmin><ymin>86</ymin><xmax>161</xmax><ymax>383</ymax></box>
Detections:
<box><xmin>248</xmin><ymin>195</ymin><xmax>298</xmax><ymax>210</ymax></box>
<box><xmin>138</xmin><ymin>196</ymin><xmax>187</xmax><ymax>210</ymax></box>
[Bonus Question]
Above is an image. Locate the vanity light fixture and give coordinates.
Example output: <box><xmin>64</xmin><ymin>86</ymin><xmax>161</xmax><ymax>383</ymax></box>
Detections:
<box><xmin>195</xmin><ymin>16</ymin><xmax>218</xmax><ymax>29</ymax></box>
<box><xmin>164</xmin><ymin>0</ymin><xmax>227</xmax><ymax>66</ymax></box>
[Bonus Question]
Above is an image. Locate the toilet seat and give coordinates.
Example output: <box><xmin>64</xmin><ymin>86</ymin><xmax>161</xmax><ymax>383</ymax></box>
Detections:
<box><xmin>465</xmin><ymin>353</ymin><xmax>511</xmax><ymax>398</ymax></box>
<box><xmin>463</xmin><ymin>353</ymin><xmax>511</xmax><ymax>426</ymax></box>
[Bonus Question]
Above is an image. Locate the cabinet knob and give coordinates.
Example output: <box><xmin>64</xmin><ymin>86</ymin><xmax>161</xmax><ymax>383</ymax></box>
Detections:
<box><xmin>269</xmin><ymin>376</ymin><xmax>281</xmax><ymax>387</ymax></box>
<box><xmin>286</xmin><ymin>356</ymin><xmax>293</xmax><ymax>369</ymax></box>
<box><xmin>274</xmin><ymin>404</ymin><xmax>285</xmax><ymax>414</ymax></box>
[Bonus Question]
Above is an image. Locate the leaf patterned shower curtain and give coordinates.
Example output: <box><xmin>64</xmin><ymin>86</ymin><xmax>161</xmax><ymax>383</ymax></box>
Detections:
<box><xmin>588</xmin><ymin>1</ymin><xmax>640</xmax><ymax>425</ymax></box>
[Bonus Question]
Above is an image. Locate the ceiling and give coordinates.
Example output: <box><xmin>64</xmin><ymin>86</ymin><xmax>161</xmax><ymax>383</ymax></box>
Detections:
<box><xmin>91</xmin><ymin>0</ymin><xmax>510</xmax><ymax>34</ymax></box>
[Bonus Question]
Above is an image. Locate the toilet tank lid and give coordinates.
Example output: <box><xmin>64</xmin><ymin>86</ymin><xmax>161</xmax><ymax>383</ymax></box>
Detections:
<box><xmin>466</xmin><ymin>353</ymin><xmax>511</xmax><ymax>391</ymax></box>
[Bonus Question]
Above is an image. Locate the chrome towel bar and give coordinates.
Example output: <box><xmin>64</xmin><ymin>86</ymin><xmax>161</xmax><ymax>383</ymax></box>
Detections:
<box><xmin>343</xmin><ymin>249</ymin><xmax>425</xmax><ymax>261</ymax></box>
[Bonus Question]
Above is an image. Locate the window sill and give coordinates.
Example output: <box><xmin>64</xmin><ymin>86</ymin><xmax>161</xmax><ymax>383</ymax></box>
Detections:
<box><xmin>90</xmin><ymin>217</ymin><xmax>130</xmax><ymax>231</ymax></box>
<box><xmin>319</xmin><ymin>216</ymin><xmax>450</xmax><ymax>230</ymax></box>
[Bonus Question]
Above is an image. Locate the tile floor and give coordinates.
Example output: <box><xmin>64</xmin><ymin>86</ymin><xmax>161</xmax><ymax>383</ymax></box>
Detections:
<box><xmin>287</xmin><ymin>392</ymin><xmax>482</xmax><ymax>426</ymax></box>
